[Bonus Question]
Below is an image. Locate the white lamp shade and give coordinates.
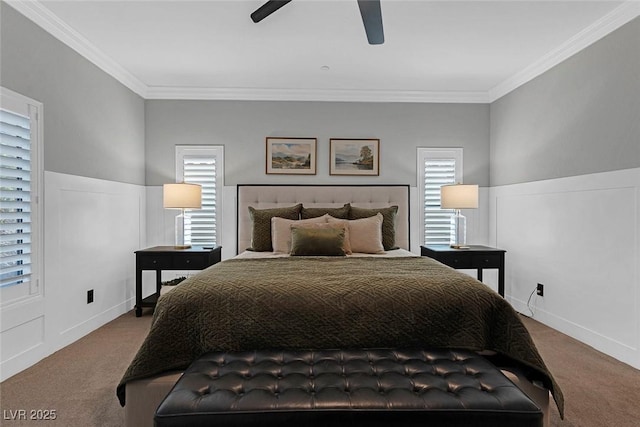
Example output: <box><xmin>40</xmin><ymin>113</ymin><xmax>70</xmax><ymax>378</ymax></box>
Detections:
<box><xmin>441</xmin><ymin>184</ymin><xmax>479</xmax><ymax>209</ymax></box>
<box><xmin>163</xmin><ymin>183</ymin><xmax>202</xmax><ymax>209</ymax></box>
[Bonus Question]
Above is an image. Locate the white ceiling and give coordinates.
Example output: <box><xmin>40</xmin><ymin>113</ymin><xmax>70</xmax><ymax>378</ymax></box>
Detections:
<box><xmin>9</xmin><ymin>0</ymin><xmax>639</xmax><ymax>102</ymax></box>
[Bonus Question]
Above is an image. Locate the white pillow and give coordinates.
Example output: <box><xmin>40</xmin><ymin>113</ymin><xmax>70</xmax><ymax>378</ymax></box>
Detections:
<box><xmin>271</xmin><ymin>215</ymin><xmax>328</xmax><ymax>253</ymax></box>
<box><xmin>327</xmin><ymin>213</ymin><xmax>384</xmax><ymax>254</ymax></box>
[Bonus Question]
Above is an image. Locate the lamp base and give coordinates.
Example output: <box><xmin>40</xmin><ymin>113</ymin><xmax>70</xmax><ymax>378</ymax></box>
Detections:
<box><xmin>174</xmin><ymin>211</ymin><xmax>191</xmax><ymax>249</ymax></box>
<box><xmin>451</xmin><ymin>210</ymin><xmax>468</xmax><ymax>248</ymax></box>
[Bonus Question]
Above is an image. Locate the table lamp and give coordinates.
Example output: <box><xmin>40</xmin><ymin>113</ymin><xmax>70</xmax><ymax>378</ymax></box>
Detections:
<box><xmin>440</xmin><ymin>184</ymin><xmax>478</xmax><ymax>249</ymax></box>
<box><xmin>163</xmin><ymin>183</ymin><xmax>202</xmax><ymax>249</ymax></box>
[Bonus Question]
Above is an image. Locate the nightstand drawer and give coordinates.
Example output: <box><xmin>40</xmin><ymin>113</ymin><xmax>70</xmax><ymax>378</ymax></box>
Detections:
<box><xmin>438</xmin><ymin>254</ymin><xmax>473</xmax><ymax>269</ymax></box>
<box><xmin>139</xmin><ymin>255</ymin><xmax>173</xmax><ymax>269</ymax></box>
<box><xmin>172</xmin><ymin>254</ymin><xmax>209</xmax><ymax>270</ymax></box>
<box><xmin>471</xmin><ymin>254</ymin><xmax>502</xmax><ymax>268</ymax></box>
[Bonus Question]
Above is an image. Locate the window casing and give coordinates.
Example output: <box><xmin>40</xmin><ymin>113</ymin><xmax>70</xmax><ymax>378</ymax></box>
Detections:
<box><xmin>0</xmin><ymin>88</ymin><xmax>43</xmax><ymax>305</ymax></box>
<box><xmin>176</xmin><ymin>146</ymin><xmax>223</xmax><ymax>247</ymax></box>
<box><xmin>417</xmin><ymin>148</ymin><xmax>463</xmax><ymax>245</ymax></box>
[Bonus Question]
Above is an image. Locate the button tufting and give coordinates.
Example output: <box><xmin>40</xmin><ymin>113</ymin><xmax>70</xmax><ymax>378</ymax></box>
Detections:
<box><xmin>156</xmin><ymin>348</ymin><xmax>544</xmax><ymax>427</ymax></box>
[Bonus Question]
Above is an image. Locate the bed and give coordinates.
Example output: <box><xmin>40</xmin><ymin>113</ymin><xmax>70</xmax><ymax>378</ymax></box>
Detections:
<box><xmin>118</xmin><ymin>184</ymin><xmax>563</xmax><ymax>427</ymax></box>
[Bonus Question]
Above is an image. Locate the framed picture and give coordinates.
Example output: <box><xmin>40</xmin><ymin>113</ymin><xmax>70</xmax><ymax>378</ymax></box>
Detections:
<box><xmin>266</xmin><ymin>137</ymin><xmax>317</xmax><ymax>175</ymax></box>
<box><xmin>330</xmin><ymin>138</ymin><xmax>380</xmax><ymax>176</ymax></box>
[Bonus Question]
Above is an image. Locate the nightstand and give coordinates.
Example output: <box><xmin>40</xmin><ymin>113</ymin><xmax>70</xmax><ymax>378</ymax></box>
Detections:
<box><xmin>134</xmin><ymin>246</ymin><xmax>221</xmax><ymax>317</ymax></box>
<box><xmin>421</xmin><ymin>245</ymin><xmax>506</xmax><ymax>297</ymax></box>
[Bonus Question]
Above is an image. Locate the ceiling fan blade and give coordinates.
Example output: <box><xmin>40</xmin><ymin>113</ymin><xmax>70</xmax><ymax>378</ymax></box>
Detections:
<box><xmin>357</xmin><ymin>0</ymin><xmax>384</xmax><ymax>45</ymax></box>
<box><xmin>251</xmin><ymin>0</ymin><xmax>292</xmax><ymax>23</ymax></box>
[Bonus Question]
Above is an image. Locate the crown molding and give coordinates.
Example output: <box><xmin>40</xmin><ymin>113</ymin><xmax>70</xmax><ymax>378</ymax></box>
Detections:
<box><xmin>8</xmin><ymin>0</ymin><xmax>639</xmax><ymax>104</ymax></box>
<box><xmin>144</xmin><ymin>86</ymin><xmax>491</xmax><ymax>103</ymax></box>
<box><xmin>5</xmin><ymin>0</ymin><xmax>148</xmax><ymax>98</ymax></box>
<box><xmin>488</xmin><ymin>1</ymin><xmax>640</xmax><ymax>102</ymax></box>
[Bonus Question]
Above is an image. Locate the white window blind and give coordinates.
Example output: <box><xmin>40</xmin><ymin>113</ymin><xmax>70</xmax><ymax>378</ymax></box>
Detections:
<box><xmin>0</xmin><ymin>101</ymin><xmax>40</xmax><ymax>297</ymax></box>
<box><xmin>176</xmin><ymin>146</ymin><xmax>223</xmax><ymax>247</ymax></box>
<box><xmin>417</xmin><ymin>148</ymin><xmax>462</xmax><ymax>245</ymax></box>
<box><xmin>1</xmin><ymin>109</ymin><xmax>31</xmax><ymax>288</ymax></box>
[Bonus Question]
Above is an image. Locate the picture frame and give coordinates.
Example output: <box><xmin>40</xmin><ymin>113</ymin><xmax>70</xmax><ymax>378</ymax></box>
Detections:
<box><xmin>266</xmin><ymin>137</ymin><xmax>317</xmax><ymax>175</ymax></box>
<box><xmin>330</xmin><ymin>138</ymin><xmax>380</xmax><ymax>176</ymax></box>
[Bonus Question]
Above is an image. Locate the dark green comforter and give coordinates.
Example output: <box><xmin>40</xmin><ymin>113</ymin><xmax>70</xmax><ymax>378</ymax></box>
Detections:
<box><xmin>117</xmin><ymin>256</ymin><xmax>563</xmax><ymax>416</ymax></box>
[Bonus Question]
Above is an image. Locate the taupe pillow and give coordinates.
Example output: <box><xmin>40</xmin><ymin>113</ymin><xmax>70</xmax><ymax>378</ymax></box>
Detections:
<box><xmin>248</xmin><ymin>204</ymin><xmax>302</xmax><ymax>251</ymax></box>
<box><xmin>290</xmin><ymin>227</ymin><xmax>346</xmax><ymax>256</ymax></box>
<box><xmin>271</xmin><ymin>215</ymin><xmax>328</xmax><ymax>253</ymax></box>
<box><xmin>300</xmin><ymin>203</ymin><xmax>351</xmax><ymax>219</ymax></box>
<box><xmin>328</xmin><ymin>214</ymin><xmax>384</xmax><ymax>254</ymax></box>
<box><xmin>349</xmin><ymin>205</ymin><xmax>398</xmax><ymax>250</ymax></box>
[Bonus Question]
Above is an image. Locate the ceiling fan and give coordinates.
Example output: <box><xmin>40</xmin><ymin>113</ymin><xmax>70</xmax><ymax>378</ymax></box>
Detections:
<box><xmin>250</xmin><ymin>0</ymin><xmax>384</xmax><ymax>45</ymax></box>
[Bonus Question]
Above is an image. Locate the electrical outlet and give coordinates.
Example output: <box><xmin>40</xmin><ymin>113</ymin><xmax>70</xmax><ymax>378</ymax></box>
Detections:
<box><xmin>536</xmin><ymin>283</ymin><xmax>544</xmax><ymax>297</ymax></box>
<box><xmin>87</xmin><ymin>289</ymin><xmax>94</xmax><ymax>304</ymax></box>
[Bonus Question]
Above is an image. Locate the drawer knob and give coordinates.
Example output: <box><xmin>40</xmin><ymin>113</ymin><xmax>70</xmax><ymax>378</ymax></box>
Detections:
<box><xmin>186</xmin><ymin>260</ymin><xmax>191</xmax><ymax>264</ymax></box>
<box><xmin>152</xmin><ymin>260</ymin><xmax>157</xmax><ymax>264</ymax></box>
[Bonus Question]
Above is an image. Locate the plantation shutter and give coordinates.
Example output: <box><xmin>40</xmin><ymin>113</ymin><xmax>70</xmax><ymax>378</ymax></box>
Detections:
<box><xmin>182</xmin><ymin>155</ymin><xmax>218</xmax><ymax>246</ymax></box>
<box><xmin>0</xmin><ymin>109</ymin><xmax>33</xmax><ymax>289</ymax></box>
<box><xmin>417</xmin><ymin>148</ymin><xmax>462</xmax><ymax>246</ymax></box>
<box><xmin>423</xmin><ymin>158</ymin><xmax>457</xmax><ymax>245</ymax></box>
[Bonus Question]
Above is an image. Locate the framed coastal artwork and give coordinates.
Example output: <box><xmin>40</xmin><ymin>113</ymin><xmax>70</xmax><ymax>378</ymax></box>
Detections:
<box><xmin>265</xmin><ymin>137</ymin><xmax>317</xmax><ymax>175</ymax></box>
<box><xmin>329</xmin><ymin>138</ymin><xmax>380</xmax><ymax>176</ymax></box>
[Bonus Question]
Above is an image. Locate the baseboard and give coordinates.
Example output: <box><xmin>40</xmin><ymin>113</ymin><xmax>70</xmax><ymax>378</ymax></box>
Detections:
<box><xmin>55</xmin><ymin>300</ymin><xmax>132</xmax><ymax>351</ymax></box>
<box><xmin>510</xmin><ymin>296</ymin><xmax>639</xmax><ymax>370</ymax></box>
<box><xmin>0</xmin><ymin>341</ymin><xmax>49</xmax><ymax>382</ymax></box>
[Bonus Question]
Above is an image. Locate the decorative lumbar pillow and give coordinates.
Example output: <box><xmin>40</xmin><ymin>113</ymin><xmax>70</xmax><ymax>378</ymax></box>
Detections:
<box><xmin>292</xmin><ymin>222</ymin><xmax>352</xmax><ymax>255</ymax></box>
<box><xmin>328</xmin><ymin>213</ymin><xmax>384</xmax><ymax>254</ymax></box>
<box><xmin>248</xmin><ymin>204</ymin><xmax>302</xmax><ymax>251</ymax></box>
<box><xmin>300</xmin><ymin>203</ymin><xmax>351</xmax><ymax>219</ymax></box>
<box><xmin>271</xmin><ymin>215</ymin><xmax>329</xmax><ymax>253</ymax></box>
<box><xmin>349</xmin><ymin>205</ymin><xmax>398</xmax><ymax>250</ymax></box>
<box><xmin>290</xmin><ymin>227</ymin><xmax>346</xmax><ymax>256</ymax></box>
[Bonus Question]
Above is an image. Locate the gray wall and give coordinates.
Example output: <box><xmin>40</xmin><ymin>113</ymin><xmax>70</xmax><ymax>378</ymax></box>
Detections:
<box><xmin>145</xmin><ymin>100</ymin><xmax>489</xmax><ymax>187</ymax></box>
<box><xmin>1</xmin><ymin>2</ymin><xmax>145</xmax><ymax>185</ymax></box>
<box><xmin>490</xmin><ymin>17</ymin><xmax>640</xmax><ymax>187</ymax></box>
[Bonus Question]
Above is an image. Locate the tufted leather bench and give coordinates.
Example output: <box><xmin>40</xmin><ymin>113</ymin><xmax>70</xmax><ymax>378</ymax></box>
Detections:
<box><xmin>154</xmin><ymin>348</ymin><xmax>542</xmax><ymax>427</ymax></box>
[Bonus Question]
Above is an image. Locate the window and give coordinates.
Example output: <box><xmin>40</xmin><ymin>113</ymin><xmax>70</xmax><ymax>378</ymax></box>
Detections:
<box><xmin>417</xmin><ymin>148</ymin><xmax>463</xmax><ymax>245</ymax></box>
<box><xmin>1</xmin><ymin>88</ymin><xmax>43</xmax><ymax>305</ymax></box>
<box><xmin>176</xmin><ymin>146</ymin><xmax>224</xmax><ymax>247</ymax></box>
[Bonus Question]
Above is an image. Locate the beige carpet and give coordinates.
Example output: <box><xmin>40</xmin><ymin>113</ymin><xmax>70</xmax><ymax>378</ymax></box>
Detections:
<box><xmin>1</xmin><ymin>310</ymin><xmax>639</xmax><ymax>426</ymax></box>
<box><xmin>0</xmin><ymin>311</ymin><xmax>152</xmax><ymax>427</ymax></box>
<box><xmin>520</xmin><ymin>316</ymin><xmax>640</xmax><ymax>427</ymax></box>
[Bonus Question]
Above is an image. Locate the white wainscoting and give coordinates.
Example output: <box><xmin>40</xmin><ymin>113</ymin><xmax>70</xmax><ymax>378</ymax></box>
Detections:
<box><xmin>489</xmin><ymin>168</ymin><xmax>640</xmax><ymax>369</ymax></box>
<box><xmin>0</xmin><ymin>172</ymin><xmax>145</xmax><ymax>381</ymax></box>
<box><xmin>145</xmin><ymin>186</ymin><xmax>175</xmax><ymax>249</ymax></box>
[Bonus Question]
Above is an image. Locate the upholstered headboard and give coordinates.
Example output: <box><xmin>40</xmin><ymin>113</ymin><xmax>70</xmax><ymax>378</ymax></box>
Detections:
<box><xmin>236</xmin><ymin>185</ymin><xmax>410</xmax><ymax>254</ymax></box>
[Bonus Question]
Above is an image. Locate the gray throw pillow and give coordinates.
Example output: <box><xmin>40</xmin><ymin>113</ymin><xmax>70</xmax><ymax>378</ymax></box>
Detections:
<box><xmin>248</xmin><ymin>204</ymin><xmax>302</xmax><ymax>251</ymax></box>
